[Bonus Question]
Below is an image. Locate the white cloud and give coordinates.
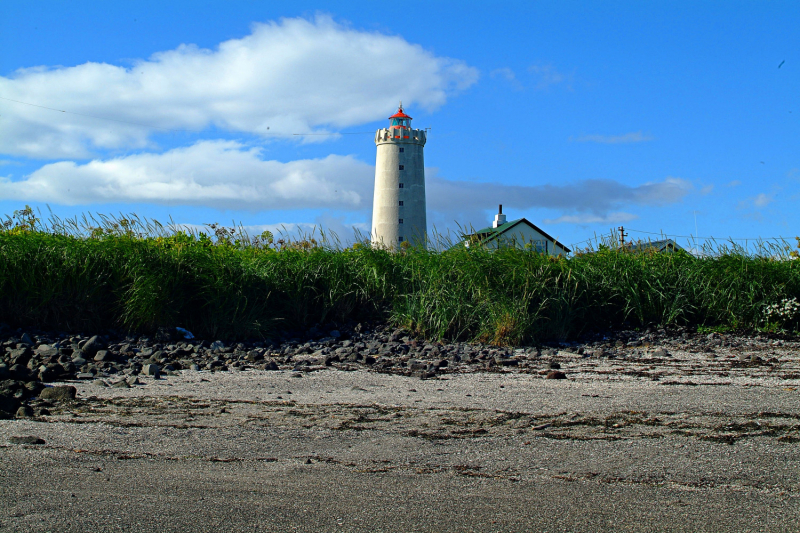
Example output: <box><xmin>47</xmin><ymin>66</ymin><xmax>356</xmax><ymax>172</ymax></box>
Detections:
<box><xmin>753</xmin><ymin>193</ymin><xmax>773</xmax><ymax>208</ymax></box>
<box><xmin>428</xmin><ymin>175</ymin><xmax>691</xmax><ymax>214</ymax></box>
<box><xmin>0</xmin><ymin>140</ymin><xmax>374</xmax><ymax>210</ymax></box>
<box><xmin>528</xmin><ymin>63</ymin><xmax>573</xmax><ymax>90</ymax></box>
<box><xmin>491</xmin><ymin>68</ymin><xmax>517</xmax><ymax>81</ymax></box>
<box><xmin>1</xmin><ymin>142</ymin><xmax>691</xmax><ymax>235</ymax></box>
<box><xmin>542</xmin><ymin>212</ymin><xmax>639</xmax><ymax>225</ymax></box>
<box><xmin>726</xmin><ymin>180</ymin><xmax>742</xmax><ymax>187</ymax></box>
<box><xmin>0</xmin><ymin>15</ymin><xmax>478</xmax><ymax>159</ymax></box>
<box><xmin>573</xmin><ymin>131</ymin><xmax>654</xmax><ymax>144</ymax></box>
<box><xmin>490</xmin><ymin>67</ymin><xmax>522</xmax><ymax>90</ymax></box>
<box><xmin>425</xmin><ymin>174</ymin><xmax>691</xmax><ymax>231</ymax></box>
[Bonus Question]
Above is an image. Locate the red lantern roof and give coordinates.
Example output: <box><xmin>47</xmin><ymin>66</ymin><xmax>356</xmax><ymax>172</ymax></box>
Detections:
<box><xmin>388</xmin><ymin>104</ymin><xmax>412</xmax><ymax>120</ymax></box>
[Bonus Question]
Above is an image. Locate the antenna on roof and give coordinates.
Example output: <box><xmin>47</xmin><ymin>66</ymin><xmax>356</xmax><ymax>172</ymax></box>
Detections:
<box><xmin>498</xmin><ymin>204</ymin><xmax>503</xmax><ymax>214</ymax></box>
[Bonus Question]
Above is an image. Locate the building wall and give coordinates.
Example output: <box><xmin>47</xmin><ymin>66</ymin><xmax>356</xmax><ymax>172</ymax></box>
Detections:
<box><xmin>372</xmin><ymin>128</ymin><xmax>427</xmax><ymax>247</ymax></box>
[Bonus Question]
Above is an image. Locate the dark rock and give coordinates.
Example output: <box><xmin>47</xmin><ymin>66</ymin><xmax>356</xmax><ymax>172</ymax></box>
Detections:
<box><xmin>9</xmin><ymin>435</ymin><xmax>45</xmax><ymax>445</ymax></box>
<box><xmin>19</xmin><ymin>333</ymin><xmax>34</xmax><ymax>346</ymax></box>
<box><xmin>548</xmin><ymin>362</ymin><xmax>561</xmax><ymax>370</ymax></box>
<box><xmin>0</xmin><ymin>393</ymin><xmax>20</xmax><ymax>417</ymax></box>
<box><xmin>264</xmin><ymin>360</ymin><xmax>279</xmax><ymax>371</ymax></box>
<box><xmin>651</xmin><ymin>347</ymin><xmax>669</xmax><ymax>358</ymax></box>
<box><xmin>155</xmin><ymin>327</ymin><xmax>178</xmax><ymax>343</ymax></box>
<box><xmin>15</xmin><ymin>405</ymin><xmax>34</xmax><ymax>418</ymax></box>
<box><xmin>546</xmin><ymin>371</ymin><xmax>567</xmax><ymax>380</ymax></box>
<box><xmin>93</xmin><ymin>350</ymin><xmax>115</xmax><ymax>362</ymax></box>
<box><xmin>246</xmin><ymin>351</ymin><xmax>264</xmax><ymax>362</ymax></box>
<box><xmin>142</xmin><ymin>364</ymin><xmax>160</xmax><ymax>377</ymax></box>
<box><xmin>38</xmin><ymin>367</ymin><xmax>58</xmax><ymax>382</ymax></box>
<box><xmin>9</xmin><ymin>347</ymin><xmax>32</xmax><ymax>362</ymax></box>
<box><xmin>81</xmin><ymin>335</ymin><xmax>106</xmax><ymax>357</ymax></box>
<box><xmin>36</xmin><ymin>345</ymin><xmax>59</xmax><ymax>358</ymax></box>
<box><xmin>364</xmin><ymin>355</ymin><xmax>376</xmax><ymax>365</ymax></box>
<box><xmin>39</xmin><ymin>385</ymin><xmax>77</xmax><ymax>401</ymax></box>
<box><xmin>9</xmin><ymin>364</ymin><xmax>33</xmax><ymax>381</ymax></box>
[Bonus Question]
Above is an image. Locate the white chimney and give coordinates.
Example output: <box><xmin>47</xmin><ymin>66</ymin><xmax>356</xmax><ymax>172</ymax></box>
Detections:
<box><xmin>492</xmin><ymin>204</ymin><xmax>507</xmax><ymax>228</ymax></box>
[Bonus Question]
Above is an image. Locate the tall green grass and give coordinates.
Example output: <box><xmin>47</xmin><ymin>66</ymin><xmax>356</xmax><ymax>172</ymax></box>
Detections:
<box><xmin>1</xmin><ymin>207</ymin><xmax>799</xmax><ymax>344</ymax></box>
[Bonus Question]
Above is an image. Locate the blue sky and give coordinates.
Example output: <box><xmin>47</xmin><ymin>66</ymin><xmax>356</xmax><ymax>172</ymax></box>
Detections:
<box><xmin>0</xmin><ymin>1</ymin><xmax>797</xmax><ymax>249</ymax></box>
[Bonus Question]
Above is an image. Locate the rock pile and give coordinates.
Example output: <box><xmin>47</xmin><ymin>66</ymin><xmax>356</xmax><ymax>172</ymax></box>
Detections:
<box><xmin>1</xmin><ymin>322</ymin><xmax>793</xmax><ymax>418</ymax></box>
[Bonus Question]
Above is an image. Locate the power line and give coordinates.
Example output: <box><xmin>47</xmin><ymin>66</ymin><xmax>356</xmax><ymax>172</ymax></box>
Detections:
<box><xmin>0</xmin><ymin>95</ymin><xmax>375</xmax><ymax>137</ymax></box>
<box><xmin>625</xmin><ymin>228</ymin><xmax>793</xmax><ymax>241</ymax></box>
<box><xmin>293</xmin><ymin>132</ymin><xmax>374</xmax><ymax>136</ymax></box>
<box><xmin>0</xmin><ymin>95</ymin><xmax>185</xmax><ymax>132</ymax></box>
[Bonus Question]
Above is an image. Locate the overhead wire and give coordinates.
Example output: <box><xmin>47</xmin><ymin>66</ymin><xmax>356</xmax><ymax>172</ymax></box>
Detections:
<box><xmin>0</xmin><ymin>95</ymin><xmax>375</xmax><ymax>137</ymax></box>
<box><xmin>625</xmin><ymin>228</ymin><xmax>792</xmax><ymax>241</ymax></box>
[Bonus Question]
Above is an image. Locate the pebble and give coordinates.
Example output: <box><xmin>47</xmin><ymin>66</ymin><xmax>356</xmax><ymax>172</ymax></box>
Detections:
<box><xmin>9</xmin><ymin>435</ymin><xmax>45</xmax><ymax>445</ymax></box>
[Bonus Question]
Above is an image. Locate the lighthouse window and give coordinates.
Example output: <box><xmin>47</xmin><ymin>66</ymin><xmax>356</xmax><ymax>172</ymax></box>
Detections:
<box><xmin>398</xmin><ymin>236</ymin><xmax>404</xmax><ymax>242</ymax></box>
<box><xmin>399</xmin><ymin>165</ymin><xmax>404</xmax><ymax>170</ymax></box>
<box><xmin>399</xmin><ymin>219</ymin><xmax>404</xmax><ymax>224</ymax></box>
<box><xmin>398</xmin><ymin>201</ymin><xmax>404</xmax><ymax>206</ymax></box>
<box><xmin>399</xmin><ymin>147</ymin><xmax>404</xmax><ymax>153</ymax></box>
<box><xmin>399</xmin><ymin>183</ymin><xmax>404</xmax><ymax>188</ymax></box>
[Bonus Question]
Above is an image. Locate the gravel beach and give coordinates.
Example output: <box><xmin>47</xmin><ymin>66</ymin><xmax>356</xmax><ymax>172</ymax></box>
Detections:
<box><xmin>1</xmin><ymin>325</ymin><xmax>799</xmax><ymax>531</ymax></box>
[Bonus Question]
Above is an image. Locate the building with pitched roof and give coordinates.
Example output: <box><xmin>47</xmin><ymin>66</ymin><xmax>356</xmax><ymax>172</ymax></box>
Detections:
<box><xmin>625</xmin><ymin>238</ymin><xmax>684</xmax><ymax>253</ymax></box>
<box><xmin>455</xmin><ymin>205</ymin><xmax>571</xmax><ymax>255</ymax></box>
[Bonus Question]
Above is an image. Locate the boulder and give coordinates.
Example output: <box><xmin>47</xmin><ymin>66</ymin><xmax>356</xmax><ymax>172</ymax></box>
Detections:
<box><xmin>81</xmin><ymin>335</ymin><xmax>106</xmax><ymax>358</ymax></box>
<box><xmin>39</xmin><ymin>385</ymin><xmax>77</xmax><ymax>402</ymax></box>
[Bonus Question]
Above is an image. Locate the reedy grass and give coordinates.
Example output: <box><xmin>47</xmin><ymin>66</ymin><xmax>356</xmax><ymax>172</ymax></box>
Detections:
<box><xmin>2</xmin><ymin>207</ymin><xmax>799</xmax><ymax>344</ymax></box>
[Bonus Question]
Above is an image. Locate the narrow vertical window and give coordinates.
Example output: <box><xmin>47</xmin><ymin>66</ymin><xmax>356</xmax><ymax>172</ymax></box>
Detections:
<box><xmin>399</xmin><ymin>147</ymin><xmax>404</xmax><ymax>153</ymax></box>
<box><xmin>398</xmin><ymin>236</ymin><xmax>404</xmax><ymax>242</ymax></box>
<box><xmin>398</xmin><ymin>201</ymin><xmax>404</xmax><ymax>206</ymax></box>
<box><xmin>399</xmin><ymin>165</ymin><xmax>404</xmax><ymax>170</ymax></box>
<box><xmin>399</xmin><ymin>219</ymin><xmax>404</xmax><ymax>224</ymax></box>
<box><xmin>399</xmin><ymin>183</ymin><xmax>404</xmax><ymax>188</ymax></box>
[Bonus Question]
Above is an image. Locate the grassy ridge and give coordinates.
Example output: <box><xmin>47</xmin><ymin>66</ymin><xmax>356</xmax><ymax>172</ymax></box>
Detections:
<box><xmin>1</xmin><ymin>211</ymin><xmax>799</xmax><ymax>344</ymax></box>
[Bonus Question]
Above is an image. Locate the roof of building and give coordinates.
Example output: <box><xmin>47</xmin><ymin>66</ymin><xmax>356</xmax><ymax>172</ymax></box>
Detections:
<box><xmin>388</xmin><ymin>104</ymin><xmax>412</xmax><ymax>120</ymax></box>
<box><xmin>461</xmin><ymin>217</ymin><xmax>571</xmax><ymax>253</ymax></box>
<box><xmin>625</xmin><ymin>238</ymin><xmax>684</xmax><ymax>252</ymax></box>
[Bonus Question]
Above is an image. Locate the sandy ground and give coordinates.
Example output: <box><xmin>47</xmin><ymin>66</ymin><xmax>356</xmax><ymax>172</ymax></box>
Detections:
<box><xmin>1</xmin><ymin>345</ymin><xmax>799</xmax><ymax>532</ymax></box>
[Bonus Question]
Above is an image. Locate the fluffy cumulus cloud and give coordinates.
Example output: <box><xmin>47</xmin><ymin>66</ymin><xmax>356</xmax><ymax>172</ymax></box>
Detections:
<box><xmin>0</xmin><ymin>15</ymin><xmax>478</xmax><ymax>158</ymax></box>
<box><xmin>0</xmin><ymin>141</ymin><xmax>374</xmax><ymax>210</ymax></box>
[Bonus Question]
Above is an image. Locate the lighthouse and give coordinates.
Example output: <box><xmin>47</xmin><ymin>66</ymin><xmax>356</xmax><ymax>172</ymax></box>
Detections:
<box><xmin>371</xmin><ymin>103</ymin><xmax>427</xmax><ymax>248</ymax></box>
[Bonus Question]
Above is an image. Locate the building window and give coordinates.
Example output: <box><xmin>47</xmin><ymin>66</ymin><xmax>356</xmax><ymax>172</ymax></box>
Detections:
<box><xmin>399</xmin><ymin>219</ymin><xmax>404</xmax><ymax>224</ymax></box>
<box><xmin>398</xmin><ymin>236</ymin><xmax>404</xmax><ymax>242</ymax></box>
<box><xmin>399</xmin><ymin>183</ymin><xmax>404</xmax><ymax>188</ymax></box>
<box><xmin>398</xmin><ymin>201</ymin><xmax>404</xmax><ymax>206</ymax></box>
<box><xmin>399</xmin><ymin>165</ymin><xmax>404</xmax><ymax>170</ymax></box>
<box><xmin>399</xmin><ymin>147</ymin><xmax>404</xmax><ymax>153</ymax></box>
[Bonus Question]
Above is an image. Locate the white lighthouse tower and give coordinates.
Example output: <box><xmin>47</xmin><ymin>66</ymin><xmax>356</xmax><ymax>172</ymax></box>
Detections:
<box><xmin>371</xmin><ymin>103</ymin><xmax>427</xmax><ymax>248</ymax></box>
